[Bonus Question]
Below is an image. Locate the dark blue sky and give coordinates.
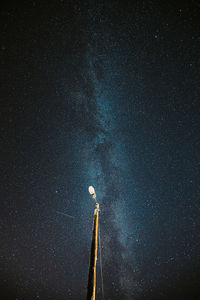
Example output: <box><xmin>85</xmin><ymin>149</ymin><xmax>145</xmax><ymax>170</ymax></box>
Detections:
<box><xmin>1</xmin><ymin>1</ymin><xmax>200</xmax><ymax>299</ymax></box>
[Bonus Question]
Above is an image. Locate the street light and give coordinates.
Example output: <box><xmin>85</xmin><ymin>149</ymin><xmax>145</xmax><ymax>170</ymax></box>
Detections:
<box><xmin>86</xmin><ymin>186</ymin><xmax>100</xmax><ymax>300</ymax></box>
<box><xmin>88</xmin><ymin>186</ymin><xmax>96</xmax><ymax>200</ymax></box>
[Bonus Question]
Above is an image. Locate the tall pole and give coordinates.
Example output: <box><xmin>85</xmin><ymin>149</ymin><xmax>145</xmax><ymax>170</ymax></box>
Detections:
<box><xmin>87</xmin><ymin>187</ymin><xmax>100</xmax><ymax>300</ymax></box>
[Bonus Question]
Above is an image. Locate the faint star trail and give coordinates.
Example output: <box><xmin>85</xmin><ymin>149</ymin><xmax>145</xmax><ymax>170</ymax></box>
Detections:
<box><xmin>56</xmin><ymin>211</ymin><xmax>74</xmax><ymax>219</ymax></box>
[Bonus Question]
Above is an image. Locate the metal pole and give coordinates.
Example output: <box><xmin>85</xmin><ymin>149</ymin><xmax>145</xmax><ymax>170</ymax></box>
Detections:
<box><xmin>86</xmin><ymin>201</ymin><xmax>100</xmax><ymax>300</ymax></box>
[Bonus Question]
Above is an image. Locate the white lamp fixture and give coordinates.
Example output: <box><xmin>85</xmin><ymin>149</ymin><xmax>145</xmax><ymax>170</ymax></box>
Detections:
<box><xmin>88</xmin><ymin>186</ymin><xmax>96</xmax><ymax>200</ymax></box>
<box><xmin>88</xmin><ymin>186</ymin><xmax>95</xmax><ymax>195</ymax></box>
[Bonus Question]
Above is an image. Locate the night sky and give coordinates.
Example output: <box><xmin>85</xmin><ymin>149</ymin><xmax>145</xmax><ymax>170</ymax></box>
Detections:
<box><xmin>1</xmin><ymin>1</ymin><xmax>200</xmax><ymax>299</ymax></box>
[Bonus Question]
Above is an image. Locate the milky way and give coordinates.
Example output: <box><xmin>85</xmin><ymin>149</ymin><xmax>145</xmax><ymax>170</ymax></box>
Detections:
<box><xmin>1</xmin><ymin>1</ymin><xmax>200</xmax><ymax>300</ymax></box>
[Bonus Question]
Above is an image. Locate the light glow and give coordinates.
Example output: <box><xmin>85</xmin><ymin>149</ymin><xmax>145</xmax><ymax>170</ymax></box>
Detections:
<box><xmin>88</xmin><ymin>186</ymin><xmax>95</xmax><ymax>195</ymax></box>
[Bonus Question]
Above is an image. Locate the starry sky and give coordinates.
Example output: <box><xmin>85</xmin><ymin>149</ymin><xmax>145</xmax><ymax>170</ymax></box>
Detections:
<box><xmin>1</xmin><ymin>1</ymin><xmax>200</xmax><ymax>299</ymax></box>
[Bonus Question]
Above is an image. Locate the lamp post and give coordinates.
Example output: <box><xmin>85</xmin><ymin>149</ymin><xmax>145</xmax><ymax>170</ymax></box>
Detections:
<box><xmin>86</xmin><ymin>186</ymin><xmax>100</xmax><ymax>300</ymax></box>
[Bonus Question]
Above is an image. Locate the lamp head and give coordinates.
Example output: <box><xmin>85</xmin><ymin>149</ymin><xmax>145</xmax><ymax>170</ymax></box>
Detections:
<box><xmin>88</xmin><ymin>186</ymin><xmax>96</xmax><ymax>200</ymax></box>
<box><xmin>88</xmin><ymin>186</ymin><xmax>95</xmax><ymax>195</ymax></box>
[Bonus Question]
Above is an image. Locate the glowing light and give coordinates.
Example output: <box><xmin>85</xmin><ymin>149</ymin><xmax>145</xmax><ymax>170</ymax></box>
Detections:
<box><xmin>88</xmin><ymin>186</ymin><xmax>95</xmax><ymax>195</ymax></box>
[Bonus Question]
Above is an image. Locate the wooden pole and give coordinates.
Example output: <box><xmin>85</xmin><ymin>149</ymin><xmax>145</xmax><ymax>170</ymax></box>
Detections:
<box><xmin>86</xmin><ymin>202</ymin><xmax>99</xmax><ymax>300</ymax></box>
